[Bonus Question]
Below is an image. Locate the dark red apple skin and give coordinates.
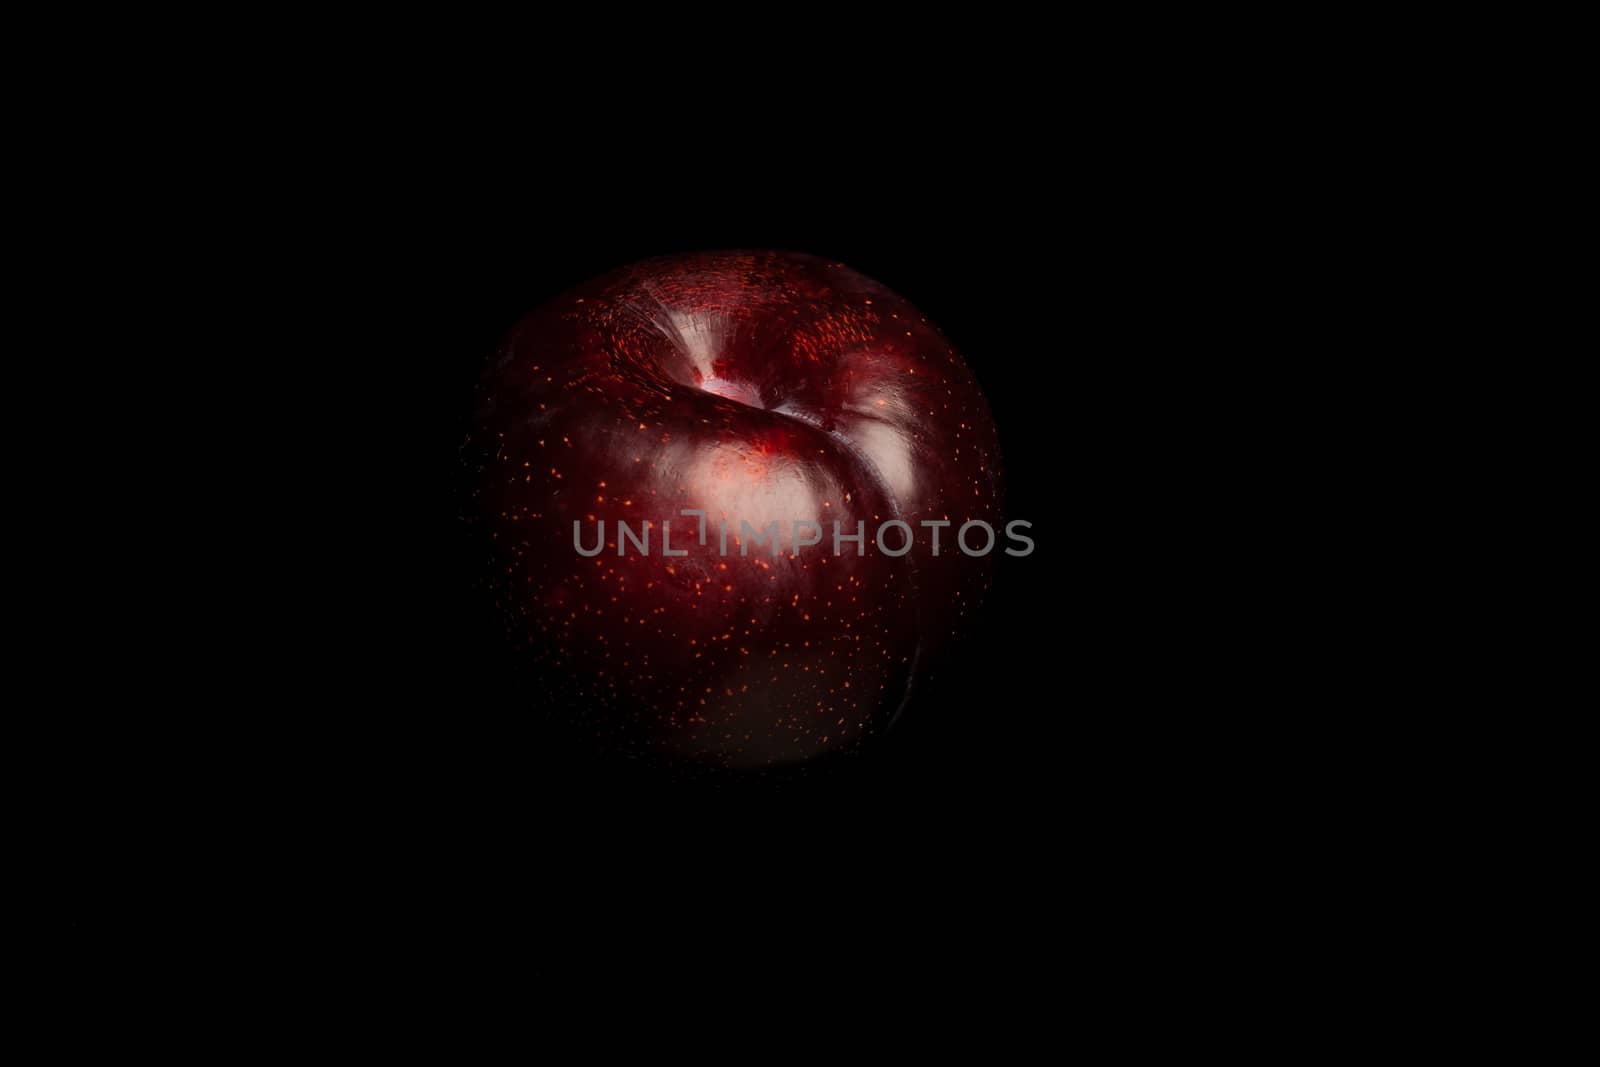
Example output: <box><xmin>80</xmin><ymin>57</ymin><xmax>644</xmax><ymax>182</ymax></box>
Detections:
<box><xmin>460</xmin><ymin>251</ymin><xmax>1003</xmax><ymax>769</ymax></box>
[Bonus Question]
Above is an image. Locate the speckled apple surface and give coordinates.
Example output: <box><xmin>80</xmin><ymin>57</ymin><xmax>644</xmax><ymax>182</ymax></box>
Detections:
<box><xmin>461</xmin><ymin>251</ymin><xmax>1003</xmax><ymax>769</ymax></box>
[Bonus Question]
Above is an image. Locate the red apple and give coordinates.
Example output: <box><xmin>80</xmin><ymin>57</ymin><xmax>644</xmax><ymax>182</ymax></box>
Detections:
<box><xmin>461</xmin><ymin>251</ymin><xmax>1004</xmax><ymax>769</ymax></box>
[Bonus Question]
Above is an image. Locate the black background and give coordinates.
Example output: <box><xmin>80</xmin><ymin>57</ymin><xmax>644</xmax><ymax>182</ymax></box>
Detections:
<box><xmin>45</xmin><ymin>49</ymin><xmax>1369</xmax><ymax>1001</ymax></box>
<box><xmin>49</xmin><ymin>131</ymin><xmax>1320</xmax><ymax>998</ymax></box>
<box><xmin>291</xmin><ymin>146</ymin><xmax>1275</xmax><ymax>969</ymax></box>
